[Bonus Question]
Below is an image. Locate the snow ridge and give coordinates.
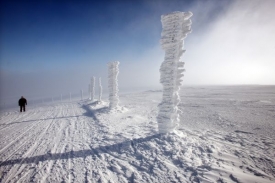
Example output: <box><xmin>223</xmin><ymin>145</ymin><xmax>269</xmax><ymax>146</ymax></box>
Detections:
<box><xmin>108</xmin><ymin>61</ymin><xmax>120</xmax><ymax>109</ymax></box>
<box><xmin>157</xmin><ymin>11</ymin><xmax>192</xmax><ymax>134</ymax></box>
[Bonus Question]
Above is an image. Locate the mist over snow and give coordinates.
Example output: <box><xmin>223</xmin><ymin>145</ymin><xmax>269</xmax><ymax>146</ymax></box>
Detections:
<box><xmin>0</xmin><ymin>1</ymin><xmax>275</xmax><ymax>182</ymax></box>
<box><xmin>1</xmin><ymin>0</ymin><xmax>275</xmax><ymax>104</ymax></box>
<box><xmin>185</xmin><ymin>0</ymin><xmax>275</xmax><ymax>85</ymax></box>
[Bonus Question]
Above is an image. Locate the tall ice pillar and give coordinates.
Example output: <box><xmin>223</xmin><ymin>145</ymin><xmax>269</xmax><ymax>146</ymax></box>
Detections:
<box><xmin>157</xmin><ymin>11</ymin><xmax>192</xmax><ymax>133</ymax></box>
<box><xmin>108</xmin><ymin>61</ymin><xmax>120</xmax><ymax>109</ymax></box>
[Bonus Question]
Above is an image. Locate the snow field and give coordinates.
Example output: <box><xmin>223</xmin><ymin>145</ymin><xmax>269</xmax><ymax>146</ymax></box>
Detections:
<box><xmin>0</xmin><ymin>86</ymin><xmax>275</xmax><ymax>182</ymax></box>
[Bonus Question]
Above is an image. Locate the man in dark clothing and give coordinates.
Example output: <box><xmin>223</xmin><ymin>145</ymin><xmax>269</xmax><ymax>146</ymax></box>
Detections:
<box><xmin>18</xmin><ymin>96</ymin><xmax>27</xmax><ymax>112</ymax></box>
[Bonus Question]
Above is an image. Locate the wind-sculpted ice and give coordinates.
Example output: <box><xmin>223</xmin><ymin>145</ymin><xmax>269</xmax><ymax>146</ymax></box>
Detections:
<box><xmin>157</xmin><ymin>11</ymin><xmax>192</xmax><ymax>134</ymax></box>
<box><xmin>108</xmin><ymin>61</ymin><xmax>120</xmax><ymax>109</ymax></box>
<box><xmin>98</xmin><ymin>77</ymin><xmax>102</xmax><ymax>102</ymax></box>
<box><xmin>90</xmin><ymin>76</ymin><xmax>95</xmax><ymax>101</ymax></box>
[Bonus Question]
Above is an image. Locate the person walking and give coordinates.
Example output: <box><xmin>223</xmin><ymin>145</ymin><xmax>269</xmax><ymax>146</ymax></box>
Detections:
<box><xmin>18</xmin><ymin>96</ymin><xmax>27</xmax><ymax>112</ymax></box>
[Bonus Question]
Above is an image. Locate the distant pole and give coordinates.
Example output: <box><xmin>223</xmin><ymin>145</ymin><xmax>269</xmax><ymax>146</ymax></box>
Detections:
<box><xmin>91</xmin><ymin>77</ymin><xmax>95</xmax><ymax>101</ymax></box>
<box><xmin>70</xmin><ymin>92</ymin><xmax>71</xmax><ymax>101</ymax></box>
<box><xmin>61</xmin><ymin>94</ymin><xmax>62</xmax><ymax>102</ymax></box>
<box><xmin>108</xmin><ymin>61</ymin><xmax>120</xmax><ymax>109</ymax></box>
<box><xmin>81</xmin><ymin>90</ymin><xmax>83</xmax><ymax>100</ymax></box>
<box><xmin>98</xmin><ymin>77</ymin><xmax>102</xmax><ymax>102</ymax></box>
<box><xmin>88</xmin><ymin>84</ymin><xmax>91</xmax><ymax>99</ymax></box>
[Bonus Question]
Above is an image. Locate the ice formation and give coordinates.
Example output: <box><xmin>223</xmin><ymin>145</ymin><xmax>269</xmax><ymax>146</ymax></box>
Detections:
<box><xmin>157</xmin><ymin>11</ymin><xmax>193</xmax><ymax>134</ymax></box>
<box><xmin>90</xmin><ymin>77</ymin><xmax>95</xmax><ymax>101</ymax></box>
<box><xmin>98</xmin><ymin>77</ymin><xmax>102</xmax><ymax>101</ymax></box>
<box><xmin>108</xmin><ymin>61</ymin><xmax>120</xmax><ymax>109</ymax></box>
<box><xmin>88</xmin><ymin>84</ymin><xmax>91</xmax><ymax>98</ymax></box>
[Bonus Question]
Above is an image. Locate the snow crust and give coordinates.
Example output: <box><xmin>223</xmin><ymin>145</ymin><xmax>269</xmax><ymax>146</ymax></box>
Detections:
<box><xmin>158</xmin><ymin>11</ymin><xmax>192</xmax><ymax>133</ymax></box>
<box><xmin>108</xmin><ymin>61</ymin><xmax>120</xmax><ymax>109</ymax></box>
<box><xmin>0</xmin><ymin>86</ymin><xmax>275</xmax><ymax>182</ymax></box>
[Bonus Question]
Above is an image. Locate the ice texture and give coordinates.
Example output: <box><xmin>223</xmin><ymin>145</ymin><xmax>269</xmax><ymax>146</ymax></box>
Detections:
<box><xmin>90</xmin><ymin>77</ymin><xmax>95</xmax><ymax>101</ymax></box>
<box><xmin>108</xmin><ymin>61</ymin><xmax>120</xmax><ymax>109</ymax></box>
<box><xmin>157</xmin><ymin>11</ymin><xmax>192</xmax><ymax>134</ymax></box>
<box><xmin>98</xmin><ymin>77</ymin><xmax>102</xmax><ymax>101</ymax></box>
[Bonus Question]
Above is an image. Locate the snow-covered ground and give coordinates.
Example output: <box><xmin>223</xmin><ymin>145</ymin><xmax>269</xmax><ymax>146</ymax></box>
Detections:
<box><xmin>0</xmin><ymin>86</ymin><xmax>274</xmax><ymax>182</ymax></box>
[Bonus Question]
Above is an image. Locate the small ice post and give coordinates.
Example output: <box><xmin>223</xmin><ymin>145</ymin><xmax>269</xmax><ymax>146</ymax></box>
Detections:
<box><xmin>108</xmin><ymin>61</ymin><xmax>120</xmax><ymax>109</ymax></box>
<box><xmin>157</xmin><ymin>11</ymin><xmax>192</xmax><ymax>134</ymax></box>
<box><xmin>88</xmin><ymin>84</ymin><xmax>91</xmax><ymax>99</ymax></box>
<box><xmin>91</xmin><ymin>76</ymin><xmax>95</xmax><ymax>101</ymax></box>
<box><xmin>98</xmin><ymin>77</ymin><xmax>102</xmax><ymax>102</ymax></box>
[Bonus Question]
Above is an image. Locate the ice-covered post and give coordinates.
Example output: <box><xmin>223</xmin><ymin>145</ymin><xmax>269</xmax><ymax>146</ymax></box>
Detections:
<box><xmin>157</xmin><ymin>11</ymin><xmax>192</xmax><ymax>134</ymax></box>
<box><xmin>88</xmin><ymin>84</ymin><xmax>91</xmax><ymax>99</ymax></box>
<box><xmin>91</xmin><ymin>77</ymin><xmax>95</xmax><ymax>101</ymax></box>
<box><xmin>108</xmin><ymin>61</ymin><xmax>120</xmax><ymax>109</ymax></box>
<box><xmin>98</xmin><ymin>77</ymin><xmax>102</xmax><ymax>102</ymax></box>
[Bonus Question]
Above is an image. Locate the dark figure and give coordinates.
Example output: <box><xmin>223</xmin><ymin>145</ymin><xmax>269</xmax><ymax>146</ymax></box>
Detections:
<box><xmin>18</xmin><ymin>96</ymin><xmax>27</xmax><ymax>112</ymax></box>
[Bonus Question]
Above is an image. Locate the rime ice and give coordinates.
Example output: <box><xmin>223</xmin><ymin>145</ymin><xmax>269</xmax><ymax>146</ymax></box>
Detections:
<box><xmin>157</xmin><ymin>11</ymin><xmax>192</xmax><ymax>134</ymax></box>
<box><xmin>108</xmin><ymin>61</ymin><xmax>120</xmax><ymax>109</ymax></box>
<box><xmin>98</xmin><ymin>77</ymin><xmax>102</xmax><ymax>102</ymax></box>
<box><xmin>90</xmin><ymin>77</ymin><xmax>95</xmax><ymax>101</ymax></box>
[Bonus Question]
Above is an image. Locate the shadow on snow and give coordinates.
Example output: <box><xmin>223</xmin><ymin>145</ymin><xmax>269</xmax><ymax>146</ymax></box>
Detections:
<box><xmin>1</xmin><ymin>102</ymin><xmax>161</xmax><ymax>167</ymax></box>
<box><xmin>0</xmin><ymin>116</ymin><xmax>81</xmax><ymax>126</ymax></box>
<box><xmin>0</xmin><ymin>102</ymin><xmax>106</xmax><ymax>126</ymax></box>
<box><xmin>0</xmin><ymin>133</ymin><xmax>161</xmax><ymax>166</ymax></box>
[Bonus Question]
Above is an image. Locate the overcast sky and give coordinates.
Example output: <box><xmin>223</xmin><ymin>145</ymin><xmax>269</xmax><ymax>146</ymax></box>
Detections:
<box><xmin>1</xmin><ymin>0</ymin><xmax>274</xmax><ymax>101</ymax></box>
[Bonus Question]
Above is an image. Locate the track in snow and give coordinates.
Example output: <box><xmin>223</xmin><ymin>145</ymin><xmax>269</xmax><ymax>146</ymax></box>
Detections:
<box><xmin>1</xmin><ymin>87</ymin><xmax>275</xmax><ymax>183</ymax></box>
<box><xmin>0</xmin><ymin>102</ymin><xmax>109</xmax><ymax>182</ymax></box>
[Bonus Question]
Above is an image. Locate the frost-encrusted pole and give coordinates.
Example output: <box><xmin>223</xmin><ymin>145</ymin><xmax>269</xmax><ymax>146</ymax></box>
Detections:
<box><xmin>91</xmin><ymin>77</ymin><xmax>95</xmax><ymax>101</ymax></box>
<box><xmin>88</xmin><ymin>84</ymin><xmax>91</xmax><ymax>99</ymax></box>
<box><xmin>108</xmin><ymin>61</ymin><xmax>120</xmax><ymax>109</ymax></box>
<box><xmin>157</xmin><ymin>11</ymin><xmax>192</xmax><ymax>134</ymax></box>
<box><xmin>98</xmin><ymin>77</ymin><xmax>102</xmax><ymax>102</ymax></box>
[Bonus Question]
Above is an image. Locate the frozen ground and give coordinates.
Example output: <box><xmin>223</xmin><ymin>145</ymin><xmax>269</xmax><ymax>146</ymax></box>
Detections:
<box><xmin>0</xmin><ymin>86</ymin><xmax>274</xmax><ymax>182</ymax></box>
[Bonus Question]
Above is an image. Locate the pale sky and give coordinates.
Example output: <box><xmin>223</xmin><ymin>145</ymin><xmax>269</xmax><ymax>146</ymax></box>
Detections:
<box><xmin>1</xmin><ymin>0</ymin><xmax>274</xmax><ymax>102</ymax></box>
